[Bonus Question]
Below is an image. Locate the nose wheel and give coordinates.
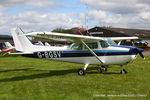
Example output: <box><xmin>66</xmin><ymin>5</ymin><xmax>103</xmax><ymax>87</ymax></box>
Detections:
<box><xmin>120</xmin><ymin>65</ymin><xmax>128</xmax><ymax>74</ymax></box>
<box><xmin>120</xmin><ymin>69</ymin><xmax>127</xmax><ymax>74</ymax></box>
<box><xmin>78</xmin><ymin>68</ymin><xmax>86</xmax><ymax>76</ymax></box>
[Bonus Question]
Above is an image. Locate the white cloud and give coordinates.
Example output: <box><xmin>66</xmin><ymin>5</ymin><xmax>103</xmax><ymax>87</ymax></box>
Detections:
<box><xmin>0</xmin><ymin>0</ymin><xmax>84</xmax><ymax>35</ymax></box>
<box><xmin>0</xmin><ymin>0</ymin><xmax>54</xmax><ymax>7</ymax></box>
<box><xmin>80</xmin><ymin>0</ymin><xmax>150</xmax><ymax>14</ymax></box>
<box><xmin>79</xmin><ymin>0</ymin><xmax>150</xmax><ymax>29</ymax></box>
<box><xmin>140</xmin><ymin>12</ymin><xmax>150</xmax><ymax>20</ymax></box>
<box><xmin>0</xmin><ymin>0</ymin><xmax>150</xmax><ymax>35</ymax></box>
<box><xmin>88</xmin><ymin>10</ymin><xmax>106</xmax><ymax>20</ymax></box>
<box><xmin>0</xmin><ymin>11</ymin><xmax>83</xmax><ymax>34</ymax></box>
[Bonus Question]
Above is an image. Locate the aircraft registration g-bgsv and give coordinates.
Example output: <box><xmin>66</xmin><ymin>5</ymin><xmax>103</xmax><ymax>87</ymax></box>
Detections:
<box><xmin>11</xmin><ymin>27</ymin><xmax>144</xmax><ymax>76</ymax></box>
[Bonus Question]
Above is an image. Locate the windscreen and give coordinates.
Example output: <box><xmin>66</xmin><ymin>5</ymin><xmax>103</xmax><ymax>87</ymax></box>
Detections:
<box><xmin>105</xmin><ymin>38</ymin><xmax>117</xmax><ymax>46</ymax></box>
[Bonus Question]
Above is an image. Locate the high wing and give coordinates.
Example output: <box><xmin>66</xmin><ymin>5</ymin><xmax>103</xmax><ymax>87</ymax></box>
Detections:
<box><xmin>25</xmin><ymin>32</ymin><xmax>104</xmax><ymax>43</ymax></box>
<box><xmin>25</xmin><ymin>32</ymin><xmax>138</xmax><ymax>42</ymax></box>
<box><xmin>110</xmin><ymin>37</ymin><xmax>139</xmax><ymax>41</ymax></box>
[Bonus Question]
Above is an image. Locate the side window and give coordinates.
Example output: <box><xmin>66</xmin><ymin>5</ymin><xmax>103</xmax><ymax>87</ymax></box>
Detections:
<box><xmin>71</xmin><ymin>44</ymin><xmax>82</xmax><ymax>50</ymax></box>
<box><xmin>100</xmin><ymin>40</ymin><xmax>109</xmax><ymax>48</ymax></box>
<box><xmin>86</xmin><ymin>42</ymin><xmax>98</xmax><ymax>49</ymax></box>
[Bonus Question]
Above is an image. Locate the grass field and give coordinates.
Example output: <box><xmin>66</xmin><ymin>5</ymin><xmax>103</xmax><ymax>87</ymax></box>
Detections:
<box><xmin>0</xmin><ymin>55</ymin><xmax>150</xmax><ymax>100</ymax></box>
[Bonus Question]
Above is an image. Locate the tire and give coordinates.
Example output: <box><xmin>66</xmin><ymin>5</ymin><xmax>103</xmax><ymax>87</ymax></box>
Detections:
<box><xmin>104</xmin><ymin>67</ymin><xmax>107</xmax><ymax>72</ymax></box>
<box><xmin>120</xmin><ymin>69</ymin><xmax>128</xmax><ymax>74</ymax></box>
<box><xmin>99</xmin><ymin>66</ymin><xmax>107</xmax><ymax>73</ymax></box>
<box><xmin>78</xmin><ymin>68</ymin><xmax>86</xmax><ymax>76</ymax></box>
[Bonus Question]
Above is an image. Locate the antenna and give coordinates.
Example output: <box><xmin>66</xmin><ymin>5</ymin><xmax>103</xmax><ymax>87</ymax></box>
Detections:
<box><xmin>85</xmin><ymin>3</ymin><xmax>89</xmax><ymax>36</ymax></box>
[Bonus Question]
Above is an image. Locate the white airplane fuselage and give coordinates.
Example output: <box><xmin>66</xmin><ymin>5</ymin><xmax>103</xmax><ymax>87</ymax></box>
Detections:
<box><xmin>21</xmin><ymin>45</ymin><xmax>137</xmax><ymax>66</ymax></box>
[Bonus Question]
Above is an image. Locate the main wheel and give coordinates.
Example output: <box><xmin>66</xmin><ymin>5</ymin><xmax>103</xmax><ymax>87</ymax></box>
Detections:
<box><xmin>99</xmin><ymin>66</ymin><xmax>107</xmax><ymax>73</ymax></box>
<box><xmin>78</xmin><ymin>68</ymin><xmax>86</xmax><ymax>76</ymax></box>
<box><xmin>120</xmin><ymin>69</ymin><xmax>128</xmax><ymax>74</ymax></box>
<box><xmin>103</xmin><ymin>66</ymin><xmax>107</xmax><ymax>72</ymax></box>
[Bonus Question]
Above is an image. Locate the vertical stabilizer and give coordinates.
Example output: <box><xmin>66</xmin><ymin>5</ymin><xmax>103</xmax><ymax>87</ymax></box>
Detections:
<box><xmin>4</xmin><ymin>42</ymin><xmax>14</xmax><ymax>49</ymax></box>
<box><xmin>11</xmin><ymin>27</ymin><xmax>34</xmax><ymax>52</ymax></box>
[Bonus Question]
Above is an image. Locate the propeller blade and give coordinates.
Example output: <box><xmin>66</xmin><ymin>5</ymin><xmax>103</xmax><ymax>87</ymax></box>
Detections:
<box><xmin>136</xmin><ymin>48</ymin><xmax>145</xmax><ymax>59</ymax></box>
<box><xmin>133</xmin><ymin>48</ymin><xmax>145</xmax><ymax>59</ymax></box>
<box><xmin>139</xmin><ymin>52</ymin><xmax>145</xmax><ymax>59</ymax></box>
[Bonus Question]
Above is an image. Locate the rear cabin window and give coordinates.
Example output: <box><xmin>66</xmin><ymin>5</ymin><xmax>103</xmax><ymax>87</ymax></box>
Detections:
<box><xmin>71</xmin><ymin>44</ymin><xmax>82</xmax><ymax>50</ymax></box>
<box><xmin>86</xmin><ymin>42</ymin><xmax>98</xmax><ymax>49</ymax></box>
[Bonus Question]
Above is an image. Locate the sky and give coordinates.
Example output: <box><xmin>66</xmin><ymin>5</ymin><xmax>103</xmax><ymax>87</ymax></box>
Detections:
<box><xmin>0</xmin><ymin>0</ymin><xmax>150</xmax><ymax>35</ymax></box>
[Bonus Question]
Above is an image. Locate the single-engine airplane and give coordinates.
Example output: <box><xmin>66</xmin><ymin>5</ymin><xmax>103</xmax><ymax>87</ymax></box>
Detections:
<box><xmin>11</xmin><ymin>27</ymin><xmax>144</xmax><ymax>75</ymax></box>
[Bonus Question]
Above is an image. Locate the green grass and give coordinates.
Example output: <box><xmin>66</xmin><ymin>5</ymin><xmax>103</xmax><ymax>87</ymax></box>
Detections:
<box><xmin>0</xmin><ymin>55</ymin><xmax>150</xmax><ymax>100</ymax></box>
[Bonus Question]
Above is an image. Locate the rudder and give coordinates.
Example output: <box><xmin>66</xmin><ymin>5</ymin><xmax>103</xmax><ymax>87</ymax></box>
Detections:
<box><xmin>11</xmin><ymin>27</ymin><xmax>34</xmax><ymax>52</ymax></box>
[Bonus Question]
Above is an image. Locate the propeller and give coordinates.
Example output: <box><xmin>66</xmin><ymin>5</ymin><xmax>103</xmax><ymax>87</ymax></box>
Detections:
<box><xmin>133</xmin><ymin>48</ymin><xmax>145</xmax><ymax>59</ymax></box>
<box><xmin>139</xmin><ymin>52</ymin><xmax>145</xmax><ymax>59</ymax></box>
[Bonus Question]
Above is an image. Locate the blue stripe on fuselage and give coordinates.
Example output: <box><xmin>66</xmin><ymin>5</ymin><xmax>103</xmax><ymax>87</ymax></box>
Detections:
<box><xmin>22</xmin><ymin>46</ymin><xmax>137</xmax><ymax>58</ymax></box>
<box><xmin>111</xmin><ymin>45</ymin><xmax>136</xmax><ymax>49</ymax></box>
<box><xmin>62</xmin><ymin>50</ymin><xmax>129</xmax><ymax>53</ymax></box>
<box><xmin>61</xmin><ymin>50</ymin><xmax>134</xmax><ymax>57</ymax></box>
<box><xmin>24</xmin><ymin>49</ymin><xmax>135</xmax><ymax>59</ymax></box>
<box><xmin>60</xmin><ymin>45</ymin><xmax>136</xmax><ymax>57</ymax></box>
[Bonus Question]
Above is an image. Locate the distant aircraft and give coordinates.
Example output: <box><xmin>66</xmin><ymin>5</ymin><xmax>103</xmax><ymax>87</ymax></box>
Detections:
<box><xmin>0</xmin><ymin>42</ymin><xmax>14</xmax><ymax>55</ymax></box>
<box><xmin>4</xmin><ymin>42</ymin><xmax>14</xmax><ymax>50</ymax></box>
<box><xmin>133</xmin><ymin>41</ymin><xmax>150</xmax><ymax>50</ymax></box>
<box><xmin>11</xmin><ymin>27</ymin><xmax>144</xmax><ymax>75</ymax></box>
<box><xmin>33</xmin><ymin>41</ymin><xmax>44</xmax><ymax>46</ymax></box>
<box><xmin>44</xmin><ymin>42</ymin><xmax>51</xmax><ymax>46</ymax></box>
<box><xmin>38</xmin><ymin>41</ymin><xmax>44</xmax><ymax>45</ymax></box>
<box><xmin>1</xmin><ymin>42</ymin><xmax>14</xmax><ymax>52</ymax></box>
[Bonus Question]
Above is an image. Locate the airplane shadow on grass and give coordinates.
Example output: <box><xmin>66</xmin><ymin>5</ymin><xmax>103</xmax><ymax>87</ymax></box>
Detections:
<box><xmin>0</xmin><ymin>67</ymin><xmax>120</xmax><ymax>82</ymax></box>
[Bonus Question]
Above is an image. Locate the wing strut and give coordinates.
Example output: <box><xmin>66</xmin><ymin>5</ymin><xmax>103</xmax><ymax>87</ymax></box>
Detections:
<box><xmin>81</xmin><ymin>40</ymin><xmax>104</xmax><ymax>64</ymax></box>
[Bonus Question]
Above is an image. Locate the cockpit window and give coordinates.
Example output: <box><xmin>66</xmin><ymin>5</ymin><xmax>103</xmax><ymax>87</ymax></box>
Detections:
<box><xmin>100</xmin><ymin>40</ymin><xmax>109</xmax><ymax>48</ymax></box>
<box><xmin>71</xmin><ymin>43</ymin><xmax>82</xmax><ymax>50</ymax></box>
<box><xmin>71</xmin><ymin>42</ymin><xmax>98</xmax><ymax>50</ymax></box>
